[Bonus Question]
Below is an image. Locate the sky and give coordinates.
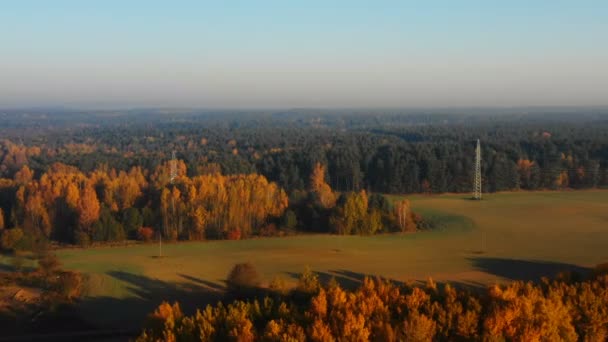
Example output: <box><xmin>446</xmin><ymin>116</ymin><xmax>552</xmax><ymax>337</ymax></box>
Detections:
<box><xmin>1</xmin><ymin>1</ymin><xmax>607</xmax><ymax>109</ymax></box>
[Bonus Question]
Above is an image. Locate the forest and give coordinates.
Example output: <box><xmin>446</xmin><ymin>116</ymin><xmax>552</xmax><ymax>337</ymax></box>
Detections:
<box><xmin>1</xmin><ymin>108</ymin><xmax>608</xmax><ymax>247</ymax></box>
<box><xmin>136</xmin><ymin>264</ymin><xmax>608</xmax><ymax>341</ymax></box>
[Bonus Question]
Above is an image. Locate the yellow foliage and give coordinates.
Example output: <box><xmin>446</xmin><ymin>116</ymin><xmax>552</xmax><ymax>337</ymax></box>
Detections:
<box><xmin>136</xmin><ymin>276</ymin><xmax>608</xmax><ymax>342</ymax></box>
<box><xmin>309</xmin><ymin>163</ymin><xmax>336</xmax><ymax>209</ymax></box>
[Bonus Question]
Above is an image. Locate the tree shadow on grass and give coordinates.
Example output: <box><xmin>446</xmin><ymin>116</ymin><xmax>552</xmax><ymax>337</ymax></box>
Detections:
<box><xmin>76</xmin><ymin>271</ymin><xmax>226</xmax><ymax>333</ymax></box>
<box><xmin>286</xmin><ymin>270</ymin><xmax>365</xmax><ymax>290</ymax></box>
<box><xmin>177</xmin><ymin>273</ymin><xmax>225</xmax><ymax>292</ymax></box>
<box><xmin>468</xmin><ymin>257</ymin><xmax>591</xmax><ymax>282</ymax></box>
<box><xmin>287</xmin><ymin>269</ymin><xmax>486</xmax><ymax>294</ymax></box>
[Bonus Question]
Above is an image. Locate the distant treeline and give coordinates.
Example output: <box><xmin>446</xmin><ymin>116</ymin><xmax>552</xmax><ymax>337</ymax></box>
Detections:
<box><xmin>2</xmin><ymin>109</ymin><xmax>608</xmax><ymax>195</ymax></box>
<box><xmin>2</xmin><ymin>109</ymin><xmax>608</xmax><ymax>248</ymax></box>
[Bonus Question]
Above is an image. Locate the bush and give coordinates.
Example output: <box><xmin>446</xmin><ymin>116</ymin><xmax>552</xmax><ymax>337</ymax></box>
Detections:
<box><xmin>226</xmin><ymin>229</ymin><xmax>242</xmax><ymax>240</ymax></box>
<box><xmin>227</xmin><ymin>263</ymin><xmax>260</xmax><ymax>293</ymax></box>
<box><xmin>297</xmin><ymin>266</ymin><xmax>320</xmax><ymax>294</ymax></box>
<box><xmin>269</xmin><ymin>276</ymin><xmax>289</xmax><ymax>296</ymax></box>
<box><xmin>137</xmin><ymin>227</ymin><xmax>155</xmax><ymax>242</ymax></box>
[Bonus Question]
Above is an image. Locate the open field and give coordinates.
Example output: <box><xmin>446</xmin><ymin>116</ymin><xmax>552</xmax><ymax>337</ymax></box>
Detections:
<box><xmin>3</xmin><ymin>190</ymin><xmax>608</xmax><ymax>329</ymax></box>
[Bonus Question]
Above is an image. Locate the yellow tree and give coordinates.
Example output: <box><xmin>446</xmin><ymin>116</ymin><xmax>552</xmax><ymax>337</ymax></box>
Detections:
<box><xmin>64</xmin><ymin>182</ymin><xmax>80</xmax><ymax>209</ymax></box>
<box><xmin>115</xmin><ymin>171</ymin><xmax>142</xmax><ymax>210</ymax></box>
<box><xmin>14</xmin><ymin>165</ymin><xmax>34</xmax><ymax>185</ymax></box>
<box><xmin>189</xmin><ymin>206</ymin><xmax>207</xmax><ymax>240</ymax></box>
<box><xmin>394</xmin><ymin>199</ymin><xmax>416</xmax><ymax>232</ymax></box>
<box><xmin>310</xmin><ymin>163</ymin><xmax>336</xmax><ymax>209</ymax></box>
<box><xmin>77</xmin><ymin>184</ymin><xmax>101</xmax><ymax>231</ymax></box>
<box><xmin>344</xmin><ymin>190</ymin><xmax>368</xmax><ymax>234</ymax></box>
<box><xmin>24</xmin><ymin>191</ymin><xmax>52</xmax><ymax>237</ymax></box>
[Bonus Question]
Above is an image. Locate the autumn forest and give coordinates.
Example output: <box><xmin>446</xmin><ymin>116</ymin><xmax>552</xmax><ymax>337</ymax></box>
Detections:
<box><xmin>2</xmin><ymin>109</ymin><xmax>608</xmax><ymax>341</ymax></box>
<box><xmin>1</xmin><ymin>109</ymin><xmax>608</xmax><ymax>250</ymax></box>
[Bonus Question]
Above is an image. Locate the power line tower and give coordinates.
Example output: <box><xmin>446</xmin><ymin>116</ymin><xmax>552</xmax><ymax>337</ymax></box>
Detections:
<box><xmin>473</xmin><ymin>139</ymin><xmax>482</xmax><ymax>200</ymax></box>
<box><xmin>170</xmin><ymin>151</ymin><xmax>177</xmax><ymax>184</ymax></box>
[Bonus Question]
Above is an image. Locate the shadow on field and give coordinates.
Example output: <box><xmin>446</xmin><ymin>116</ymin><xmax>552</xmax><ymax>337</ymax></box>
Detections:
<box><xmin>287</xmin><ymin>269</ymin><xmax>487</xmax><ymax>294</ymax></box>
<box><xmin>286</xmin><ymin>269</ymin><xmax>372</xmax><ymax>290</ymax></box>
<box><xmin>469</xmin><ymin>257</ymin><xmax>591</xmax><ymax>282</ymax></box>
<box><xmin>76</xmin><ymin>271</ymin><xmax>225</xmax><ymax>332</ymax></box>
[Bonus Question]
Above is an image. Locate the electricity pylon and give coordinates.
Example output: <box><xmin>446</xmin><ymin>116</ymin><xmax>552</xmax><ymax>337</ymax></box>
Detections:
<box><xmin>473</xmin><ymin>139</ymin><xmax>482</xmax><ymax>200</ymax></box>
<box><xmin>170</xmin><ymin>150</ymin><xmax>177</xmax><ymax>184</ymax></box>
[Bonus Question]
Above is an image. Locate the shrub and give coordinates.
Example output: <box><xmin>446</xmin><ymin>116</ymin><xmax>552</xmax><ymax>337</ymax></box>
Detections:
<box><xmin>137</xmin><ymin>227</ymin><xmax>155</xmax><ymax>242</ymax></box>
<box><xmin>298</xmin><ymin>266</ymin><xmax>320</xmax><ymax>294</ymax></box>
<box><xmin>269</xmin><ymin>276</ymin><xmax>289</xmax><ymax>296</ymax></box>
<box><xmin>226</xmin><ymin>229</ymin><xmax>242</xmax><ymax>240</ymax></box>
<box><xmin>227</xmin><ymin>263</ymin><xmax>260</xmax><ymax>293</ymax></box>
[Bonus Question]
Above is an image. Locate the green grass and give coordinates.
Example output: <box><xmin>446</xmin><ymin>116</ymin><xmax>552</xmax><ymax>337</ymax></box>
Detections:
<box><xmin>9</xmin><ymin>190</ymin><xmax>608</xmax><ymax>329</ymax></box>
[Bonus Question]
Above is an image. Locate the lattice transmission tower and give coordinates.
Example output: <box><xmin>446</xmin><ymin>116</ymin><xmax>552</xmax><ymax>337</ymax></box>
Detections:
<box><xmin>473</xmin><ymin>139</ymin><xmax>482</xmax><ymax>200</ymax></box>
<box><xmin>170</xmin><ymin>150</ymin><xmax>177</xmax><ymax>184</ymax></box>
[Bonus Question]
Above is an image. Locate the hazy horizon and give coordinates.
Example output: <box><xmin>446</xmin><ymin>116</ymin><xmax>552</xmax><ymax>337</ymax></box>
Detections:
<box><xmin>2</xmin><ymin>1</ymin><xmax>607</xmax><ymax>108</ymax></box>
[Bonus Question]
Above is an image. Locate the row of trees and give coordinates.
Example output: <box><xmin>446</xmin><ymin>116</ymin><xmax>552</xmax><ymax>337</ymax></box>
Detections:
<box><xmin>0</xmin><ymin>161</ymin><xmax>289</xmax><ymax>249</ymax></box>
<box><xmin>0</xmin><ymin>161</ymin><xmax>413</xmax><ymax>249</ymax></box>
<box><xmin>137</xmin><ymin>268</ymin><xmax>608</xmax><ymax>341</ymax></box>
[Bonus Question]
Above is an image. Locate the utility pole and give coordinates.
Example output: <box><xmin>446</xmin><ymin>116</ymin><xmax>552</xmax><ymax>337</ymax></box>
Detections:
<box><xmin>473</xmin><ymin>139</ymin><xmax>482</xmax><ymax>200</ymax></box>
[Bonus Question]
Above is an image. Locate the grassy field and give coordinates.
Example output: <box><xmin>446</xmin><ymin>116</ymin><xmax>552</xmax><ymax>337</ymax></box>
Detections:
<box><xmin>4</xmin><ymin>190</ymin><xmax>608</xmax><ymax>329</ymax></box>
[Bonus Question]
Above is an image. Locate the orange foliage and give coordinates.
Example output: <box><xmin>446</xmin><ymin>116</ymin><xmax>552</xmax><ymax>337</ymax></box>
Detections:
<box><xmin>136</xmin><ymin>272</ymin><xmax>608</xmax><ymax>342</ymax></box>
<box><xmin>137</xmin><ymin>227</ymin><xmax>155</xmax><ymax>242</ymax></box>
<box><xmin>309</xmin><ymin>163</ymin><xmax>336</xmax><ymax>209</ymax></box>
<box><xmin>556</xmin><ymin>170</ymin><xmax>569</xmax><ymax>188</ymax></box>
<box><xmin>77</xmin><ymin>184</ymin><xmax>100</xmax><ymax>230</ymax></box>
<box><xmin>394</xmin><ymin>199</ymin><xmax>416</xmax><ymax>232</ymax></box>
<box><xmin>14</xmin><ymin>165</ymin><xmax>34</xmax><ymax>184</ymax></box>
<box><xmin>3</xmin><ymin>160</ymin><xmax>288</xmax><ymax>244</ymax></box>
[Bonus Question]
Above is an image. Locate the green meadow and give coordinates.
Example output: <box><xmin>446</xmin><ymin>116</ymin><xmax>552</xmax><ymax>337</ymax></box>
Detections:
<box><xmin>5</xmin><ymin>190</ymin><xmax>608</xmax><ymax>328</ymax></box>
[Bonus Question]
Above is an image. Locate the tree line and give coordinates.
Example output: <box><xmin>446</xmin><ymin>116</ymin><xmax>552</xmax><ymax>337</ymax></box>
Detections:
<box><xmin>136</xmin><ymin>266</ymin><xmax>608</xmax><ymax>341</ymax></box>
<box><xmin>0</xmin><ymin>160</ymin><xmax>418</xmax><ymax>250</ymax></box>
<box><xmin>2</xmin><ymin>110</ymin><xmax>608</xmax><ymax>197</ymax></box>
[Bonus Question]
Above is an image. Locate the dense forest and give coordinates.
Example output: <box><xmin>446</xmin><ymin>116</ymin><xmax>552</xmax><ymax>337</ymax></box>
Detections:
<box><xmin>2</xmin><ymin>108</ymin><xmax>608</xmax><ymax>193</ymax></box>
<box><xmin>1</xmin><ymin>108</ymin><xmax>608</xmax><ymax>247</ymax></box>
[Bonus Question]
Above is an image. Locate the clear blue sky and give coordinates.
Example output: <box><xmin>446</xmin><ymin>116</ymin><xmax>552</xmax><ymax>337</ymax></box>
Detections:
<box><xmin>1</xmin><ymin>1</ymin><xmax>607</xmax><ymax>108</ymax></box>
